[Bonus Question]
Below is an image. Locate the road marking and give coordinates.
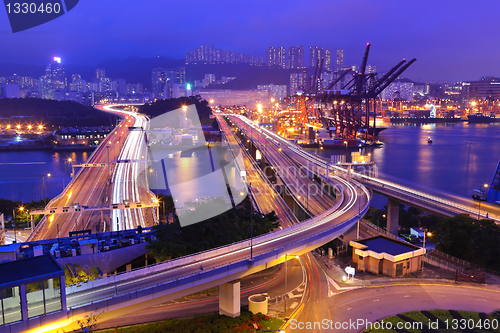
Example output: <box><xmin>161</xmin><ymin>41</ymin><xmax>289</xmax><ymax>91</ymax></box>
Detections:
<box><xmin>404</xmin><ymin>295</ymin><xmax>410</xmax><ymax>297</ymax></box>
<box><xmin>477</xmin><ymin>299</ymin><xmax>487</xmax><ymax>301</ymax></box>
<box><xmin>347</xmin><ymin>307</ymin><xmax>352</xmax><ymax>311</ymax></box>
<box><xmin>373</xmin><ymin>299</ymin><xmax>379</xmax><ymax>302</ymax></box>
<box><xmin>287</xmin><ymin>293</ymin><xmax>302</xmax><ymax>298</ymax></box>
<box><xmin>323</xmin><ymin>271</ymin><xmax>360</xmax><ymax>297</ymax></box>
<box><xmin>281</xmin><ymin>304</ymin><xmax>305</xmax><ymax>330</ymax></box>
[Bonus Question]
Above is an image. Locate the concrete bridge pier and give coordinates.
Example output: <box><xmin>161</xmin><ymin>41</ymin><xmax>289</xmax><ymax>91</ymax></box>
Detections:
<box><xmin>341</xmin><ymin>220</ymin><xmax>359</xmax><ymax>243</ymax></box>
<box><xmin>219</xmin><ymin>281</ymin><xmax>241</xmax><ymax>318</ymax></box>
<box><xmin>387</xmin><ymin>198</ymin><xmax>400</xmax><ymax>235</ymax></box>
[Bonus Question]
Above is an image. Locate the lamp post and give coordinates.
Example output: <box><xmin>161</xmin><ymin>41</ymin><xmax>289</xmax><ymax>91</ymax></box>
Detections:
<box><xmin>479</xmin><ymin>183</ymin><xmax>488</xmax><ymax>220</ymax></box>
<box><xmin>42</xmin><ymin>173</ymin><xmax>51</xmax><ymax>203</ymax></box>
<box><xmin>107</xmin><ymin>142</ymin><xmax>112</xmax><ymax>177</ymax></box>
<box><xmin>249</xmin><ymin>182</ymin><xmax>254</xmax><ymax>262</ymax></box>
<box><xmin>284</xmin><ymin>254</ymin><xmax>299</xmax><ymax>312</ymax></box>
<box><xmin>64</xmin><ymin>158</ymin><xmax>72</xmax><ymax>188</ymax></box>
<box><xmin>423</xmin><ymin>231</ymin><xmax>431</xmax><ymax>251</ymax></box>
<box><xmin>12</xmin><ymin>209</ymin><xmax>16</xmax><ymax>243</ymax></box>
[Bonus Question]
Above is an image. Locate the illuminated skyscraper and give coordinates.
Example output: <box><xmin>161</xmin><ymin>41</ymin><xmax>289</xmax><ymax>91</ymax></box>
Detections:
<box><xmin>41</xmin><ymin>57</ymin><xmax>67</xmax><ymax>100</ymax></box>
<box><xmin>336</xmin><ymin>49</ymin><xmax>345</xmax><ymax>71</ymax></box>
<box><xmin>96</xmin><ymin>68</ymin><xmax>106</xmax><ymax>80</ymax></box>
<box><xmin>287</xmin><ymin>46</ymin><xmax>304</xmax><ymax>69</ymax></box>
<box><xmin>289</xmin><ymin>71</ymin><xmax>308</xmax><ymax>94</ymax></box>
<box><xmin>266</xmin><ymin>47</ymin><xmax>286</xmax><ymax>68</ymax></box>
<box><xmin>152</xmin><ymin>67</ymin><xmax>186</xmax><ymax>98</ymax></box>
<box><xmin>309</xmin><ymin>46</ymin><xmax>323</xmax><ymax>68</ymax></box>
<box><xmin>324</xmin><ymin>49</ymin><xmax>332</xmax><ymax>71</ymax></box>
<box><xmin>186</xmin><ymin>45</ymin><xmax>263</xmax><ymax>65</ymax></box>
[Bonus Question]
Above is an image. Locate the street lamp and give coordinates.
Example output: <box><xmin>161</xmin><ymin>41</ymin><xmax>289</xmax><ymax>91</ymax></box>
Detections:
<box><xmin>249</xmin><ymin>182</ymin><xmax>254</xmax><ymax>262</ymax></box>
<box><xmin>476</xmin><ymin>183</ymin><xmax>489</xmax><ymax>220</ymax></box>
<box><xmin>12</xmin><ymin>206</ymin><xmax>24</xmax><ymax>243</ymax></box>
<box><xmin>42</xmin><ymin>173</ymin><xmax>51</xmax><ymax>203</ymax></box>
<box><xmin>64</xmin><ymin>158</ymin><xmax>73</xmax><ymax>188</ymax></box>
<box><xmin>423</xmin><ymin>231</ymin><xmax>431</xmax><ymax>251</ymax></box>
<box><xmin>284</xmin><ymin>254</ymin><xmax>299</xmax><ymax>312</ymax></box>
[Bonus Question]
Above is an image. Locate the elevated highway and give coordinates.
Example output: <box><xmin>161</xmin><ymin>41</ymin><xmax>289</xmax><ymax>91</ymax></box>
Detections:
<box><xmin>225</xmin><ymin>114</ymin><xmax>500</xmax><ymax>226</ymax></box>
<box><xmin>29</xmin><ymin>104</ymin><xmax>157</xmax><ymax>241</ymax></box>
<box><xmin>17</xmin><ymin>109</ymin><xmax>370</xmax><ymax>332</ymax></box>
<box><xmin>354</xmin><ymin>174</ymin><xmax>500</xmax><ymax>222</ymax></box>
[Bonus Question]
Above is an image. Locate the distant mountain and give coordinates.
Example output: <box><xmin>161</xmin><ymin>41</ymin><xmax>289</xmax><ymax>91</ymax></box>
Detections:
<box><xmin>185</xmin><ymin>64</ymin><xmax>264</xmax><ymax>83</ymax></box>
<box><xmin>205</xmin><ymin>67</ymin><xmax>314</xmax><ymax>90</ymax></box>
<box><xmin>96</xmin><ymin>56</ymin><xmax>185</xmax><ymax>88</ymax></box>
<box><xmin>0</xmin><ymin>62</ymin><xmax>45</xmax><ymax>78</ymax></box>
<box><xmin>0</xmin><ymin>62</ymin><xmax>99</xmax><ymax>81</ymax></box>
<box><xmin>0</xmin><ymin>98</ymin><xmax>117</xmax><ymax>127</ymax></box>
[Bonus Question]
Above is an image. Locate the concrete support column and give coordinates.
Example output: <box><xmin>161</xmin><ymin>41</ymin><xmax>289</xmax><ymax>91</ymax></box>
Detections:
<box><xmin>20</xmin><ymin>284</ymin><xmax>27</xmax><ymax>321</ymax></box>
<box><xmin>219</xmin><ymin>281</ymin><xmax>240</xmax><ymax>318</ymax></box>
<box><xmin>30</xmin><ymin>215</ymin><xmax>34</xmax><ymax>233</ymax></box>
<box><xmin>342</xmin><ymin>221</ymin><xmax>359</xmax><ymax>243</ymax></box>
<box><xmin>60</xmin><ymin>276</ymin><xmax>67</xmax><ymax>312</ymax></box>
<box><xmin>386</xmin><ymin>198</ymin><xmax>400</xmax><ymax>235</ymax></box>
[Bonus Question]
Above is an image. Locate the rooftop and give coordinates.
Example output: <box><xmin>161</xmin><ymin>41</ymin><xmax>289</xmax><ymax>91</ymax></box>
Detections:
<box><xmin>357</xmin><ymin>235</ymin><xmax>420</xmax><ymax>256</ymax></box>
<box><xmin>0</xmin><ymin>255</ymin><xmax>63</xmax><ymax>288</ymax></box>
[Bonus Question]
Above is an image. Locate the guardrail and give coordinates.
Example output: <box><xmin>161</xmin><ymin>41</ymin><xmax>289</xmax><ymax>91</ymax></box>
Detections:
<box><xmin>359</xmin><ymin>220</ymin><xmax>400</xmax><ymax>240</ymax></box>
<box><xmin>219</xmin><ymin>118</ymin><xmax>298</xmax><ymax>222</ymax></box>
<box><xmin>353</xmin><ymin>173</ymin><xmax>500</xmax><ymax>223</ymax></box>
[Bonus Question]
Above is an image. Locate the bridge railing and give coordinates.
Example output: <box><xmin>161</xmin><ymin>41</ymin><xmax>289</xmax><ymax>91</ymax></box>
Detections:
<box><xmin>359</xmin><ymin>220</ymin><xmax>399</xmax><ymax>240</ymax></box>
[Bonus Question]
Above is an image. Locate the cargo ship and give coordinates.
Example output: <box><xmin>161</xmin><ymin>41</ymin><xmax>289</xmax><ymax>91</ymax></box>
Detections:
<box><xmin>467</xmin><ymin>113</ymin><xmax>500</xmax><ymax>123</ymax></box>
<box><xmin>319</xmin><ymin>138</ymin><xmax>383</xmax><ymax>149</ymax></box>
<box><xmin>390</xmin><ymin>117</ymin><xmax>461</xmax><ymax>124</ymax></box>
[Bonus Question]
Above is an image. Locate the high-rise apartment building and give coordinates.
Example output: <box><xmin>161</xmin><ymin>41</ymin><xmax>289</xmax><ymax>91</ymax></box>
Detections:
<box><xmin>309</xmin><ymin>46</ymin><xmax>323</xmax><ymax>68</ymax></box>
<box><xmin>309</xmin><ymin>47</ymin><xmax>332</xmax><ymax>71</ymax></box>
<box><xmin>287</xmin><ymin>46</ymin><xmax>304</xmax><ymax>69</ymax></box>
<box><xmin>290</xmin><ymin>71</ymin><xmax>308</xmax><ymax>94</ymax></box>
<box><xmin>336</xmin><ymin>49</ymin><xmax>345</xmax><ymax>71</ymax></box>
<box><xmin>185</xmin><ymin>45</ymin><xmax>263</xmax><ymax>65</ymax></box>
<box><xmin>96</xmin><ymin>68</ymin><xmax>106</xmax><ymax>80</ymax></box>
<box><xmin>324</xmin><ymin>49</ymin><xmax>332</xmax><ymax>71</ymax></box>
<box><xmin>41</xmin><ymin>57</ymin><xmax>67</xmax><ymax>100</ymax></box>
<box><xmin>151</xmin><ymin>67</ymin><xmax>186</xmax><ymax>98</ymax></box>
<box><xmin>266</xmin><ymin>47</ymin><xmax>286</xmax><ymax>68</ymax></box>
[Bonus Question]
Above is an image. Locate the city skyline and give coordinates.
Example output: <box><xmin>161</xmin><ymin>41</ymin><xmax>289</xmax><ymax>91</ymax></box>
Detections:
<box><xmin>1</xmin><ymin>0</ymin><xmax>500</xmax><ymax>82</ymax></box>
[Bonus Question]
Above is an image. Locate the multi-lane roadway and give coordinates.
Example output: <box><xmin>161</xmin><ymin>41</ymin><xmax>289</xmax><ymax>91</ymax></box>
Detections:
<box><xmin>30</xmin><ymin>105</ymin><xmax>154</xmax><ymax>240</ymax></box>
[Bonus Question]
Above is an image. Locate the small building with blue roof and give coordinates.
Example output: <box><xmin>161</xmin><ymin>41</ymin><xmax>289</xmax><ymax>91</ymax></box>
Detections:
<box><xmin>350</xmin><ymin>235</ymin><xmax>425</xmax><ymax>277</ymax></box>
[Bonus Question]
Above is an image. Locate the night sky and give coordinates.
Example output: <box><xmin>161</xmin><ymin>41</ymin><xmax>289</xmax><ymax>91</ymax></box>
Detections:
<box><xmin>1</xmin><ymin>0</ymin><xmax>499</xmax><ymax>82</ymax></box>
